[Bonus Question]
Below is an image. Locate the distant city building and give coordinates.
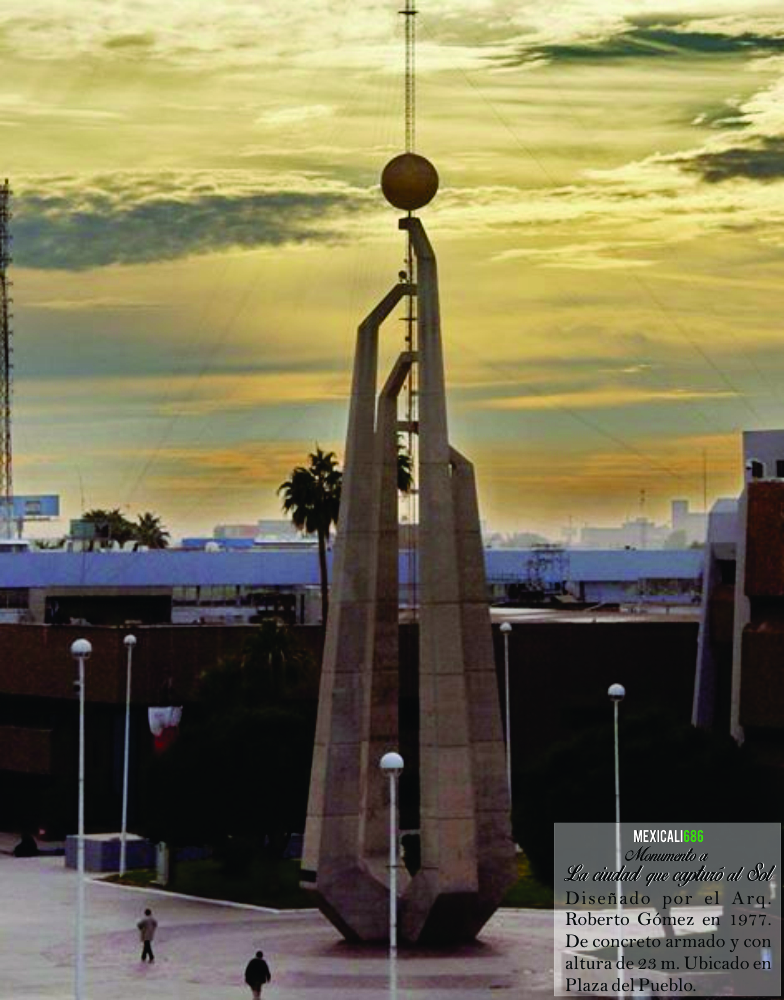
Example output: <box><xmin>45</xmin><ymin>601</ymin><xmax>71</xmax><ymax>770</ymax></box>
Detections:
<box><xmin>213</xmin><ymin>523</ymin><xmax>258</xmax><ymax>539</ymax></box>
<box><xmin>579</xmin><ymin>517</ymin><xmax>669</xmax><ymax>550</ymax></box>
<box><xmin>255</xmin><ymin>519</ymin><xmax>304</xmax><ymax>542</ymax></box>
<box><xmin>670</xmin><ymin>500</ymin><xmax>707</xmax><ymax>547</ymax></box>
<box><xmin>202</xmin><ymin>518</ymin><xmax>419</xmax><ymax>552</ymax></box>
<box><xmin>202</xmin><ymin>519</ymin><xmax>316</xmax><ymax>550</ymax></box>
<box><xmin>213</xmin><ymin>520</ymin><xmax>312</xmax><ymax>542</ymax></box>
<box><xmin>483</xmin><ymin>530</ymin><xmax>549</xmax><ymax>549</ymax></box>
<box><xmin>577</xmin><ymin>500</ymin><xmax>707</xmax><ymax>550</ymax></box>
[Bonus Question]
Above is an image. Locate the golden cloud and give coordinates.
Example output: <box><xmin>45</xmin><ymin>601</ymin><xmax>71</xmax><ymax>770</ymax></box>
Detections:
<box><xmin>476</xmin><ymin>385</ymin><xmax>735</xmax><ymax>411</ymax></box>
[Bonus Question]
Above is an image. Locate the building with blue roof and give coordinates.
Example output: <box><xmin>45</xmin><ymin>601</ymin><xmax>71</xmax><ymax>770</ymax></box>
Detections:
<box><xmin>0</xmin><ymin>546</ymin><xmax>703</xmax><ymax>626</ymax></box>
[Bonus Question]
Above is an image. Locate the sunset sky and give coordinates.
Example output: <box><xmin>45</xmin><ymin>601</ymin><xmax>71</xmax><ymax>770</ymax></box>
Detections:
<box><xmin>4</xmin><ymin>0</ymin><xmax>784</xmax><ymax>540</ymax></box>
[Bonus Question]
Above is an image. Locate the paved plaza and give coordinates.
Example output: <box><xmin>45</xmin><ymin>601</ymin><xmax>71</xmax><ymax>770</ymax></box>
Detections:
<box><xmin>0</xmin><ymin>843</ymin><xmax>553</xmax><ymax>999</ymax></box>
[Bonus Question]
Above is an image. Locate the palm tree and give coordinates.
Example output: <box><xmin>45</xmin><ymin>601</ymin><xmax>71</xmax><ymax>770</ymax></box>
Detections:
<box><xmin>278</xmin><ymin>447</ymin><xmax>342</xmax><ymax>625</ymax></box>
<box><xmin>82</xmin><ymin>508</ymin><xmax>136</xmax><ymax>548</ymax></box>
<box><xmin>135</xmin><ymin>512</ymin><xmax>170</xmax><ymax>549</ymax></box>
<box><xmin>197</xmin><ymin>619</ymin><xmax>313</xmax><ymax>706</ymax></box>
<box><xmin>35</xmin><ymin>538</ymin><xmax>66</xmax><ymax>550</ymax></box>
<box><xmin>397</xmin><ymin>439</ymin><xmax>414</xmax><ymax>494</ymax></box>
<box><xmin>279</xmin><ymin>444</ymin><xmax>414</xmax><ymax>625</ymax></box>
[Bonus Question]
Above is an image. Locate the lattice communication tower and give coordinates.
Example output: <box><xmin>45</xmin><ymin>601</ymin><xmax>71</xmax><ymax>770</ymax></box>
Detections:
<box><xmin>0</xmin><ymin>180</ymin><xmax>13</xmax><ymax>523</ymax></box>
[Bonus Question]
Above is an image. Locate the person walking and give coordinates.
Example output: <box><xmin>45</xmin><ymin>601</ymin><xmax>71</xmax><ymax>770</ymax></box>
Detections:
<box><xmin>137</xmin><ymin>908</ymin><xmax>158</xmax><ymax>962</ymax></box>
<box><xmin>244</xmin><ymin>950</ymin><xmax>272</xmax><ymax>997</ymax></box>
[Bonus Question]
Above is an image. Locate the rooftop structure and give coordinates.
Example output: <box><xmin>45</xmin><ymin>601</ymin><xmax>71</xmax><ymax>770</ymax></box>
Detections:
<box><xmin>694</xmin><ymin>430</ymin><xmax>784</xmax><ymax>780</ymax></box>
<box><xmin>0</xmin><ymin>546</ymin><xmax>703</xmax><ymax>627</ymax></box>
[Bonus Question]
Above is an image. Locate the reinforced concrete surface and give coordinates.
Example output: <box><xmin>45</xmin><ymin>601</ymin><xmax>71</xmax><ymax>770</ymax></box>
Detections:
<box><xmin>303</xmin><ymin>214</ymin><xmax>516</xmax><ymax>944</ymax></box>
<box><xmin>0</xmin><ymin>843</ymin><xmax>553</xmax><ymax>999</ymax></box>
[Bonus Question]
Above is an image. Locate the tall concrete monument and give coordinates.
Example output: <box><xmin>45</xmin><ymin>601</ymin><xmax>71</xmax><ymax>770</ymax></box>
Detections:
<box><xmin>301</xmin><ymin>164</ymin><xmax>516</xmax><ymax>950</ymax></box>
<box><xmin>299</xmin><ymin>0</ymin><xmax>516</xmax><ymax>945</ymax></box>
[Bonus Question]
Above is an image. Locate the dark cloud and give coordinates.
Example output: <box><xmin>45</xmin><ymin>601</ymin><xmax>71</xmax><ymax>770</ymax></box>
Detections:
<box><xmin>11</xmin><ymin>175</ymin><xmax>368</xmax><ymax>270</ymax></box>
<box><xmin>691</xmin><ymin>103</ymin><xmax>748</xmax><ymax>130</ymax></box>
<box><xmin>675</xmin><ymin>137</ymin><xmax>784</xmax><ymax>183</ymax></box>
<box><xmin>505</xmin><ymin>23</ymin><xmax>784</xmax><ymax>66</ymax></box>
<box><xmin>103</xmin><ymin>32</ymin><xmax>156</xmax><ymax>50</ymax></box>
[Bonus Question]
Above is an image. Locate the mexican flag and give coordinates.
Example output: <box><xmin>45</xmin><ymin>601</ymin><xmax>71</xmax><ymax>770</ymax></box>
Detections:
<box><xmin>148</xmin><ymin>706</ymin><xmax>183</xmax><ymax>753</ymax></box>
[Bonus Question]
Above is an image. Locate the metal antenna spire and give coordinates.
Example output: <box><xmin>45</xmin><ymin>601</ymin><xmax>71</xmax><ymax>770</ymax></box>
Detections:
<box><xmin>402</xmin><ymin>0</ymin><xmax>417</xmax><ymax>152</ymax></box>
<box><xmin>0</xmin><ymin>180</ymin><xmax>13</xmax><ymax>539</ymax></box>
<box><xmin>400</xmin><ymin>0</ymin><xmax>419</xmax><ymax>611</ymax></box>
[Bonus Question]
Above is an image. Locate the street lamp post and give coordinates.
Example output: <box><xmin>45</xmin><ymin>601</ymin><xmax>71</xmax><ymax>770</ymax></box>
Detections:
<box><xmin>120</xmin><ymin>634</ymin><xmax>136</xmax><ymax>877</ymax></box>
<box><xmin>608</xmin><ymin>682</ymin><xmax>626</xmax><ymax>995</ymax></box>
<box><xmin>500</xmin><ymin>622</ymin><xmax>512</xmax><ymax>805</ymax></box>
<box><xmin>71</xmin><ymin>638</ymin><xmax>92</xmax><ymax>1000</ymax></box>
<box><xmin>380</xmin><ymin>750</ymin><xmax>404</xmax><ymax>990</ymax></box>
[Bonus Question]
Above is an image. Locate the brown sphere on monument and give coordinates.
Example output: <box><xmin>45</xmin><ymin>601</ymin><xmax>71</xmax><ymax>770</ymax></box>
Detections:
<box><xmin>381</xmin><ymin>152</ymin><xmax>439</xmax><ymax>211</ymax></box>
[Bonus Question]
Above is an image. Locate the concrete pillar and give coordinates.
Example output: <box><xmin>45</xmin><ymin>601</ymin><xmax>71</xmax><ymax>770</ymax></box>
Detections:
<box><xmin>301</xmin><ymin>283</ymin><xmax>412</xmax><ymax>941</ymax></box>
<box><xmin>302</xmin><ymin>218</ymin><xmax>516</xmax><ymax>945</ymax></box>
<box><xmin>398</xmin><ymin>217</ymin><xmax>516</xmax><ymax>945</ymax></box>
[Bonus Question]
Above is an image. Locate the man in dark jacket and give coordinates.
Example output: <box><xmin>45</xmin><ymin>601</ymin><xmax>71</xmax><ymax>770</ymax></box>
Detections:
<box><xmin>137</xmin><ymin>908</ymin><xmax>158</xmax><ymax>962</ymax></box>
<box><xmin>244</xmin><ymin>950</ymin><xmax>272</xmax><ymax>997</ymax></box>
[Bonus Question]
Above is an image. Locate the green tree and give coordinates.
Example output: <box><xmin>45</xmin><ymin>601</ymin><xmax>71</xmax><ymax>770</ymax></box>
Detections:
<box><xmin>278</xmin><ymin>447</ymin><xmax>341</xmax><ymax>625</ymax></box>
<box><xmin>82</xmin><ymin>508</ymin><xmax>170</xmax><ymax>549</ymax></box>
<box><xmin>35</xmin><ymin>538</ymin><xmax>66</xmax><ymax>550</ymax></box>
<box><xmin>135</xmin><ymin>511</ymin><xmax>170</xmax><ymax>549</ymax></box>
<box><xmin>197</xmin><ymin>619</ymin><xmax>313</xmax><ymax>707</ymax></box>
<box><xmin>146</xmin><ymin>621</ymin><xmax>316</xmax><ymax>856</ymax></box>
<box><xmin>513</xmin><ymin>709</ymin><xmax>778</xmax><ymax>887</ymax></box>
<box><xmin>278</xmin><ymin>443</ymin><xmax>414</xmax><ymax>625</ymax></box>
<box><xmin>82</xmin><ymin>508</ymin><xmax>136</xmax><ymax>548</ymax></box>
